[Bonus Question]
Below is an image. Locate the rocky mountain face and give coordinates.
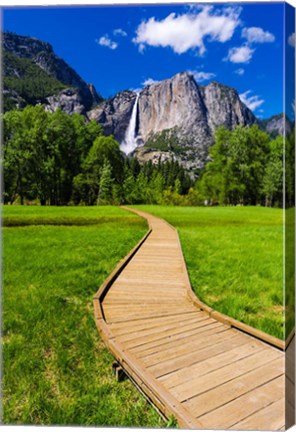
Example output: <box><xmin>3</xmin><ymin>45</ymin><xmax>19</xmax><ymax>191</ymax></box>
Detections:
<box><xmin>88</xmin><ymin>72</ymin><xmax>258</xmax><ymax>170</ymax></box>
<box><xmin>3</xmin><ymin>32</ymin><xmax>102</xmax><ymax>113</ymax></box>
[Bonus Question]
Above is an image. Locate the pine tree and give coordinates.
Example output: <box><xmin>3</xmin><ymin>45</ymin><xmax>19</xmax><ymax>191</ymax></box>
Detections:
<box><xmin>98</xmin><ymin>160</ymin><xmax>114</xmax><ymax>204</ymax></box>
<box><xmin>174</xmin><ymin>178</ymin><xmax>182</xmax><ymax>195</ymax></box>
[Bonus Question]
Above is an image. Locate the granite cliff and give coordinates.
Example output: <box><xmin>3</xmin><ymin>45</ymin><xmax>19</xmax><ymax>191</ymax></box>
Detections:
<box><xmin>88</xmin><ymin>72</ymin><xmax>258</xmax><ymax>170</ymax></box>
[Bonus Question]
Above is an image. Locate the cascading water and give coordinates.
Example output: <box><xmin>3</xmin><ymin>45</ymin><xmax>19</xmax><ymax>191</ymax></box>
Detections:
<box><xmin>120</xmin><ymin>93</ymin><xmax>140</xmax><ymax>155</ymax></box>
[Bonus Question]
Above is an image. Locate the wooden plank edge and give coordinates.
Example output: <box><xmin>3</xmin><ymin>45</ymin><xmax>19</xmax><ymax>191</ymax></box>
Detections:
<box><xmin>122</xmin><ymin>370</ymin><xmax>168</xmax><ymax>424</ymax></box>
<box><xmin>108</xmin><ymin>333</ymin><xmax>204</xmax><ymax>428</ymax></box>
<box><xmin>124</xmin><ymin>207</ymin><xmax>286</xmax><ymax>351</ymax></box>
<box><xmin>92</xmin><ymin>216</ymin><xmax>199</xmax><ymax>426</ymax></box>
<box><xmin>95</xmin><ymin>317</ymin><xmax>115</xmax><ymax>343</ymax></box>
<box><xmin>94</xmin><ymin>312</ymin><xmax>204</xmax><ymax>428</ymax></box>
<box><xmin>174</xmin><ymin>221</ymin><xmax>285</xmax><ymax>351</ymax></box>
<box><xmin>285</xmin><ymin>328</ymin><xmax>295</xmax><ymax>349</ymax></box>
<box><xmin>93</xmin><ymin>227</ymin><xmax>152</xmax><ymax>304</ymax></box>
<box><xmin>93</xmin><ymin>221</ymin><xmax>153</xmax><ymax>372</ymax></box>
<box><xmin>210</xmin><ymin>311</ymin><xmax>285</xmax><ymax>350</ymax></box>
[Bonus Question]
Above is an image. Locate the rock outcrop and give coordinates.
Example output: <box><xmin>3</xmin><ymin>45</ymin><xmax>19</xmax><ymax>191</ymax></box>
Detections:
<box><xmin>46</xmin><ymin>88</ymin><xmax>88</xmax><ymax>115</ymax></box>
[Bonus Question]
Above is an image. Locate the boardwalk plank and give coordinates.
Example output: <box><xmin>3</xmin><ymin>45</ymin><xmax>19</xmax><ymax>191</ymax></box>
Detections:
<box><xmin>109</xmin><ymin>312</ymin><xmax>199</xmax><ymax>333</ymax></box>
<box><xmin>110</xmin><ymin>313</ymin><xmax>203</xmax><ymax>336</ymax></box>
<box><xmin>140</xmin><ymin>322</ymin><xmax>230</xmax><ymax>366</ymax></box>
<box><xmin>199</xmin><ymin>376</ymin><xmax>284</xmax><ymax>429</ymax></box>
<box><xmin>121</xmin><ymin>318</ymin><xmax>218</xmax><ymax>350</ymax></box>
<box><xmin>159</xmin><ymin>341</ymin><xmax>266</xmax><ymax>389</ymax></box>
<box><xmin>148</xmin><ymin>332</ymin><xmax>254</xmax><ymax>378</ymax></box>
<box><xmin>184</xmin><ymin>357</ymin><xmax>284</xmax><ymax>418</ymax></box>
<box><xmin>230</xmin><ymin>398</ymin><xmax>285</xmax><ymax>430</ymax></box>
<box><xmin>104</xmin><ymin>308</ymin><xmax>197</xmax><ymax>324</ymax></box>
<box><xmin>171</xmin><ymin>348</ymin><xmax>280</xmax><ymax>402</ymax></box>
<box><xmin>114</xmin><ymin>315</ymin><xmax>208</xmax><ymax>342</ymax></box>
<box><xmin>130</xmin><ymin>322</ymin><xmax>231</xmax><ymax>357</ymax></box>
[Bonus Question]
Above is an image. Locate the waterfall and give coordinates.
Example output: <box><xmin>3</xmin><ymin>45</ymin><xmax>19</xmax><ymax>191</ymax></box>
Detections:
<box><xmin>120</xmin><ymin>93</ymin><xmax>140</xmax><ymax>155</ymax></box>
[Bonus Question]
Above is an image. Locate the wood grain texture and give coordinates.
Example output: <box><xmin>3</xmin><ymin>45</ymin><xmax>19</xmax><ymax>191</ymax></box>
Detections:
<box><xmin>93</xmin><ymin>207</ymin><xmax>287</xmax><ymax>430</ymax></box>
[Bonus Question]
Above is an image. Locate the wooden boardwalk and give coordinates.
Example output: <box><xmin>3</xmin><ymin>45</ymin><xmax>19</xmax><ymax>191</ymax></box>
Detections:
<box><xmin>94</xmin><ymin>208</ymin><xmax>289</xmax><ymax>430</ymax></box>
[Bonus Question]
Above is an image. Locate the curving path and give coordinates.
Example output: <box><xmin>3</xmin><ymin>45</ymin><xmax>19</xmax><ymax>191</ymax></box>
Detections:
<box><xmin>94</xmin><ymin>208</ymin><xmax>289</xmax><ymax>430</ymax></box>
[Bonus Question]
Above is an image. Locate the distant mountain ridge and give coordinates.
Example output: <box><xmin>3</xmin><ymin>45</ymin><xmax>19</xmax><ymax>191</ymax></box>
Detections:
<box><xmin>2</xmin><ymin>31</ymin><xmax>293</xmax><ymax>172</ymax></box>
<box><xmin>261</xmin><ymin>113</ymin><xmax>293</xmax><ymax>138</ymax></box>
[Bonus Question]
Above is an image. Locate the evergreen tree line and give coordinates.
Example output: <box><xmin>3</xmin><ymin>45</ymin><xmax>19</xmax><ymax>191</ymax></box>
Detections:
<box><xmin>3</xmin><ymin>105</ymin><xmax>294</xmax><ymax>208</ymax></box>
<box><xmin>3</xmin><ymin>105</ymin><xmax>194</xmax><ymax>206</ymax></box>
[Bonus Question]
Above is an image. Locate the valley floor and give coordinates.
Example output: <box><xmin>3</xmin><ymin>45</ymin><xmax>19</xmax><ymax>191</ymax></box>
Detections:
<box><xmin>2</xmin><ymin>204</ymin><xmax>289</xmax><ymax>426</ymax></box>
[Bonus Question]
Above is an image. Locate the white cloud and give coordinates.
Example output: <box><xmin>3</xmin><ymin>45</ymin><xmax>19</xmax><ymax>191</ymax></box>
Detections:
<box><xmin>113</xmin><ymin>28</ymin><xmax>127</xmax><ymax>37</ymax></box>
<box><xmin>234</xmin><ymin>68</ymin><xmax>245</xmax><ymax>76</ymax></box>
<box><xmin>239</xmin><ymin>90</ymin><xmax>264</xmax><ymax>112</ymax></box>
<box><xmin>225</xmin><ymin>45</ymin><xmax>254</xmax><ymax>63</ymax></box>
<box><xmin>242</xmin><ymin>27</ymin><xmax>275</xmax><ymax>43</ymax></box>
<box><xmin>133</xmin><ymin>6</ymin><xmax>241</xmax><ymax>55</ymax></box>
<box><xmin>142</xmin><ymin>78</ymin><xmax>159</xmax><ymax>86</ymax></box>
<box><xmin>96</xmin><ymin>35</ymin><xmax>118</xmax><ymax>50</ymax></box>
<box><xmin>190</xmin><ymin>70</ymin><xmax>216</xmax><ymax>83</ymax></box>
<box><xmin>288</xmin><ymin>32</ymin><xmax>295</xmax><ymax>48</ymax></box>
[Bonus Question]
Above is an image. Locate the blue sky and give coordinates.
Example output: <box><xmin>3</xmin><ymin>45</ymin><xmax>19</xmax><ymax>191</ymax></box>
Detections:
<box><xmin>2</xmin><ymin>3</ymin><xmax>295</xmax><ymax>119</ymax></box>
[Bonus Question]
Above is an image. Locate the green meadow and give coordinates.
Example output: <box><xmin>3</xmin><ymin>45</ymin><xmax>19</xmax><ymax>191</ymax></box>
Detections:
<box><xmin>134</xmin><ymin>205</ymin><xmax>285</xmax><ymax>340</ymax></box>
<box><xmin>3</xmin><ymin>206</ymin><xmax>163</xmax><ymax>426</ymax></box>
<box><xmin>3</xmin><ymin>204</ymin><xmax>287</xmax><ymax>425</ymax></box>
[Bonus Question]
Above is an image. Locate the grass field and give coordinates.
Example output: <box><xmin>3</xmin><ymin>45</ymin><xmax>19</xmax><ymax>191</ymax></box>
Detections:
<box><xmin>3</xmin><ymin>204</ymin><xmax>289</xmax><ymax>426</ymax></box>
<box><xmin>134</xmin><ymin>205</ymin><xmax>285</xmax><ymax>340</ymax></box>
<box><xmin>3</xmin><ymin>206</ymin><xmax>164</xmax><ymax>426</ymax></box>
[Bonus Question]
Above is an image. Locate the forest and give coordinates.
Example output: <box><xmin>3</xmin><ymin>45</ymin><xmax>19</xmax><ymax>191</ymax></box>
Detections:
<box><xmin>3</xmin><ymin>105</ymin><xmax>294</xmax><ymax>207</ymax></box>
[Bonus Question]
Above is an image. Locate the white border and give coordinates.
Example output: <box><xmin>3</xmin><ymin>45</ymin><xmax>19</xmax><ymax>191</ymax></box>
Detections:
<box><xmin>1</xmin><ymin>1</ymin><xmax>295</xmax><ymax>432</ymax></box>
<box><xmin>0</xmin><ymin>0</ymin><xmax>295</xmax><ymax>6</ymax></box>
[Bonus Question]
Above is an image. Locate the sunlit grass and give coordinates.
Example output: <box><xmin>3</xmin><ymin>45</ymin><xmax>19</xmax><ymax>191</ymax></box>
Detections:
<box><xmin>3</xmin><ymin>206</ymin><xmax>163</xmax><ymax>426</ymax></box>
<box><xmin>134</xmin><ymin>205</ymin><xmax>285</xmax><ymax>340</ymax></box>
<box><xmin>2</xmin><ymin>203</ymin><xmax>288</xmax><ymax>425</ymax></box>
<box><xmin>3</xmin><ymin>205</ymin><xmax>141</xmax><ymax>227</ymax></box>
